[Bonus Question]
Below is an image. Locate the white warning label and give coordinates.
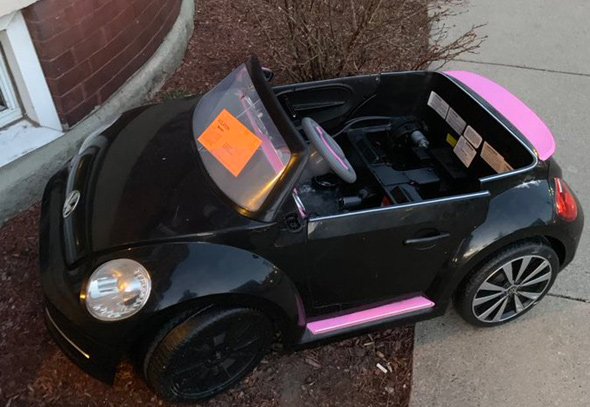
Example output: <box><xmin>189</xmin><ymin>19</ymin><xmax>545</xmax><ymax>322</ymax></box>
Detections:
<box><xmin>446</xmin><ymin>107</ymin><xmax>467</xmax><ymax>135</ymax></box>
<box><xmin>454</xmin><ymin>136</ymin><xmax>477</xmax><ymax>167</ymax></box>
<box><xmin>481</xmin><ymin>142</ymin><xmax>513</xmax><ymax>174</ymax></box>
<box><xmin>463</xmin><ymin>125</ymin><xmax>483</xmax><ymax>148</ymax></box>
<box><xmin>427</xmin><ymin>91</ymin><xmax>450</xmax><ymax>119</ymax></box>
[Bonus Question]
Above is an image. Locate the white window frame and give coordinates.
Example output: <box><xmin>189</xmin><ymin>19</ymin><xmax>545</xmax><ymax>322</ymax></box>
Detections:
<box><xmin>0</xmin><ymin>47</ymin><xmax>22</xmax><ymax>127</ymax></box>
<box><xmin>0</xmin><ymin>11</ymin><xmax>61</xmax><ymax>130</ymax></box>
<box><xmin>0</xmin><ymin>9</ymin><xmax>62</xmax><ymax>168</ymax></box>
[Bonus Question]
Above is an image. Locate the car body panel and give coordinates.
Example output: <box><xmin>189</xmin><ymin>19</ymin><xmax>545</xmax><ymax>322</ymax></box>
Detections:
<box><xmin>428</xmin><ymin>175</ymin><xmax>584</xmax><ymax>303</ymax></box>
<box><xmin>40</xmin><ymin>168</ymin><xmax>308</xmax><ymax>382</ymax></box>
<box><xmin>305</xmin><ymin>191</ymin><xmax>490</xmax><ymax>310</ymax></box>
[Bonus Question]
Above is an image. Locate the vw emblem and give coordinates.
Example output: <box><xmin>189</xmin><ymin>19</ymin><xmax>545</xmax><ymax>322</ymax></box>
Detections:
<box><xmin>62</xmin><ymin>190</ymin><xmax>81</xmax><ymax>219</ymax></box>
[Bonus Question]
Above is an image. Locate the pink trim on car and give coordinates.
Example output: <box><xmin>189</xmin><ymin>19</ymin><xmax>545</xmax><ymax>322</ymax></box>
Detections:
<box><xmin>306</xmin><ymin>296</ymin><xmax>435</xmax><ymax>335</ymax></box>
<box><xmin>445</xmin><ymin>71</ymin><xmax>556</xmax><ymax>160</ymax></box>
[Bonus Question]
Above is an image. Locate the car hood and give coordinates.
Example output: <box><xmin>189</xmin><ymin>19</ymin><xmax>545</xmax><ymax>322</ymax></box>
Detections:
<box><xmin>63</xmin><ymin>97</ymin><xmax>257</xmax><ymax>264</ymax></box>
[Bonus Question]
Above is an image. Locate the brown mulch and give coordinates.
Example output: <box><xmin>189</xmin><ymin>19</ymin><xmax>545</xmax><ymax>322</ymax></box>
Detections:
<box><xmin>156</xmin><ymin>0</ymin><xmax>424</xmax><ymax>99</ymax></box>
<box><xmin>154</xmin><ymin>0</ymin><xmax>277</xmax><ymax>100</ymax></box>
<box><xmin>1</xmin><ymin>0</ymin><xmax>430</xmax><ymax>405</ymax></box>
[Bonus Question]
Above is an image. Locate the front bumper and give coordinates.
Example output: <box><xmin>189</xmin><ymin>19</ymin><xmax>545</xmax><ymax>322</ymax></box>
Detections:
<box><xmin>40</xmin><ymin>169</ymin><xmax>121</xmax><ymax>384</ymax></box>
<box><xmin>44</xmin><ymin>303</ymin><xmax>119</xmax><ymax>383</ymax></box>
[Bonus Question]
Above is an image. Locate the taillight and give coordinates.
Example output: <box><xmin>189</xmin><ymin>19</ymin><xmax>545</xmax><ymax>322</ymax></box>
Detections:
<box><xmin>554</xmin><ymin>178</ymin><xmax>578</xmax><ymax>222</ymax></box>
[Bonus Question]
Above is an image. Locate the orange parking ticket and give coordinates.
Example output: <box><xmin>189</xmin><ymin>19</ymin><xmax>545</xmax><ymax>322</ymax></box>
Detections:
<box><xmin>198</xmin><ymin>109</ymin><xmax>262</xmax><ymax>177</ymax></box>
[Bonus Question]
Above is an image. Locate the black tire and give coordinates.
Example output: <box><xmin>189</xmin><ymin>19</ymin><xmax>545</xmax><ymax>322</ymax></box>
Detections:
<box><xmin>143</xmin><ymin>307</ymin><xmax>273</xmax><ymax>402</ymax></box>
<box><xmin>455</xmin><ymin>241</ymin><xmax>558</xmax><ymax>327</ymax></box>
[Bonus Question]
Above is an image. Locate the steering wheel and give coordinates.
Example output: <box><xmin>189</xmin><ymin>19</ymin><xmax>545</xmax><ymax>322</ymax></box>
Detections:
<box><xmin>301</xmin><ymin>117</ymin><xmax>357</xmax><ymax>183</ymax></box>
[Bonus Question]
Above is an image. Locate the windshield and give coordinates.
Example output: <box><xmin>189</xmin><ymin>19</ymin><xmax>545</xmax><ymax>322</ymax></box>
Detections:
<box><xmin>193</xmin><ymin>64</ymin><xmax>292</xmax><ymax>213</ymax></box>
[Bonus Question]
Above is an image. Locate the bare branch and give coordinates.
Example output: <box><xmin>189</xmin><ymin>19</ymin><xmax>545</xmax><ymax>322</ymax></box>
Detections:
<box><xmin>234</xmin><ymin>0</ymin><xmax>485</xmax><ymax>81</ymax></box>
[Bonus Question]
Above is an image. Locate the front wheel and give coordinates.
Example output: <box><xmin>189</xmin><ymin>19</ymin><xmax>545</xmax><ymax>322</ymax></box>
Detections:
<box><xmin>455</xmin><ymin>241</ymin><xmax>558</xmax><ymax>327</ymax></box>
<box><xmin>143</xmin><ymin>307</ymin><xmax>273</xmax><ymax>402</ymax></box>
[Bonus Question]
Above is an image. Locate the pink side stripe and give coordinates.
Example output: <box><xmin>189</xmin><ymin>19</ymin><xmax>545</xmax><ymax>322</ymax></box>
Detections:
<box><xmin>306</xmin><ymin>296</ymin><xmax>435</xmax><ymax>335</ymax></box>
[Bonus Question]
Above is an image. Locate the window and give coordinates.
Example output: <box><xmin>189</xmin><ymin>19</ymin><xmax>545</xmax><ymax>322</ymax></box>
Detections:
<box><xmin>0</xmin><ymin>45</ymin><xmax>21</xmax><ymax>128</ymax></box>
<box><xmin>0</xmin><ymin>11</ymin><xmax>61</xmax><ymax>168</ymax></box>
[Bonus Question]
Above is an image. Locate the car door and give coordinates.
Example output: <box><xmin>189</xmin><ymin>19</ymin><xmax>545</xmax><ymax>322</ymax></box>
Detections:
<box><xmin>305</xmin><ymin>191</ymin><xmax>490</xmax><ymax>311</ymax></box>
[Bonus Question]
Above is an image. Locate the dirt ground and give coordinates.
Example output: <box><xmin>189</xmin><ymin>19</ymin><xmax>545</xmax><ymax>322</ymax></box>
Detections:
<box><xmin>0</xmin><ymin>0</ymin><xmax>431</xmax><ymax>405</ymax></box>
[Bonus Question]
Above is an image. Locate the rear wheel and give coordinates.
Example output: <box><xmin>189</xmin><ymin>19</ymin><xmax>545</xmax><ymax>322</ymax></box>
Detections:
<box><xmin>455</xmin><ymin>242</ymin><xmax>558</xmax><ymax>327</ymax></box>
<box><xmin>143</xmin><ymin>307</ymin><xmax>273</xmax><ymax>402</ymax></box>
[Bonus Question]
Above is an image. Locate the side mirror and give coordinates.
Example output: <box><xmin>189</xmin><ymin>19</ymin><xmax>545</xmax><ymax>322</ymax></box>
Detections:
<box><xmin>261</xmin><ymin>67</ymin><xmax>275</xmax><ymax>82</ymax></box>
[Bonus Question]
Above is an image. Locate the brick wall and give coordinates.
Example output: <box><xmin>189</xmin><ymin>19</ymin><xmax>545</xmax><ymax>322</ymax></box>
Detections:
<box><xmin>23</xmin><ymin>0</ymin><xmax>182</xmax><ymax>127</ymax></box>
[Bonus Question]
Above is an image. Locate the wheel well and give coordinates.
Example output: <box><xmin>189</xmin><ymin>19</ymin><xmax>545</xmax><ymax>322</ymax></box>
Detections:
<box><xmin>130</xmin><ymin>293</ymin><xmax>295</xmax><ymax>363</ymax></box>
<box><xmin>453</xmin><ymin>236</ymin><xmax>564</xmax><ymax>299</ymax></box>
<box><xmin>544</xmin><ymin>236</ymin><xmax>566</xmax><ymax>266</ymax></box>
<box><xmin>193</xmin><ymin>293</ymin><xmax>295</xmax><ymax>340</ymax></box>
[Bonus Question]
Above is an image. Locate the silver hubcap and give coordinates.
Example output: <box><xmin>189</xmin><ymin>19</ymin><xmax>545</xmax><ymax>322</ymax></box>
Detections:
<box><xmin>472</xmin><ymin>255</ymin><xmax>553</xmax><ymax>323</ymax></box>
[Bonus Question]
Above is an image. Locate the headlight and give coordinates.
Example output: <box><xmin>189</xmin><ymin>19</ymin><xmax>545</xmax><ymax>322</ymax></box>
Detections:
<box><xmin>83</xmin><ymin>259</ymin><xmax>151</xmax><ymax>321</ymax></box>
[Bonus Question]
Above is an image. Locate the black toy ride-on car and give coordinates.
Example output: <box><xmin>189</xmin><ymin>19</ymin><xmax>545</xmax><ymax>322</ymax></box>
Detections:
<box><xmin>40</xmin><ymin>56</ymin><xmax>583</xmax><ymax>401</ymax></box>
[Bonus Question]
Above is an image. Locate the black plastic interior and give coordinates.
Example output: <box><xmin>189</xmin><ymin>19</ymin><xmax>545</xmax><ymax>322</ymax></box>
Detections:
<box><xmin>279</xmin><ymin>71</ymin><xmax>536</xmax><ymax>218</ymax></box>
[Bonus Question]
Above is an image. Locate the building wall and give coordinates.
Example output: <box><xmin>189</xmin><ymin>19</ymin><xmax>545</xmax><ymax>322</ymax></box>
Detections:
<box><xmin>23</xmin><ymin>0</ymin><xmax>181</xmax><ymax>127</ymax></box>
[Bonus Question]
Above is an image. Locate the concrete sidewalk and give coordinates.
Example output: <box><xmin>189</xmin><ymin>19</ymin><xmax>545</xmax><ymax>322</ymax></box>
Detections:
<box><xmin>411</xmin><ymin>1</ymin><xmax>590</xmax><ymax>406</ymax></box>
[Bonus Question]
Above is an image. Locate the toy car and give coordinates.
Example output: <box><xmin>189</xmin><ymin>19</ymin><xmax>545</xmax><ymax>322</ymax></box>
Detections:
<box><xmin>40</xmin><ymin>56</ymin><xmax>583</xmax><ymax>401</ymax></box>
